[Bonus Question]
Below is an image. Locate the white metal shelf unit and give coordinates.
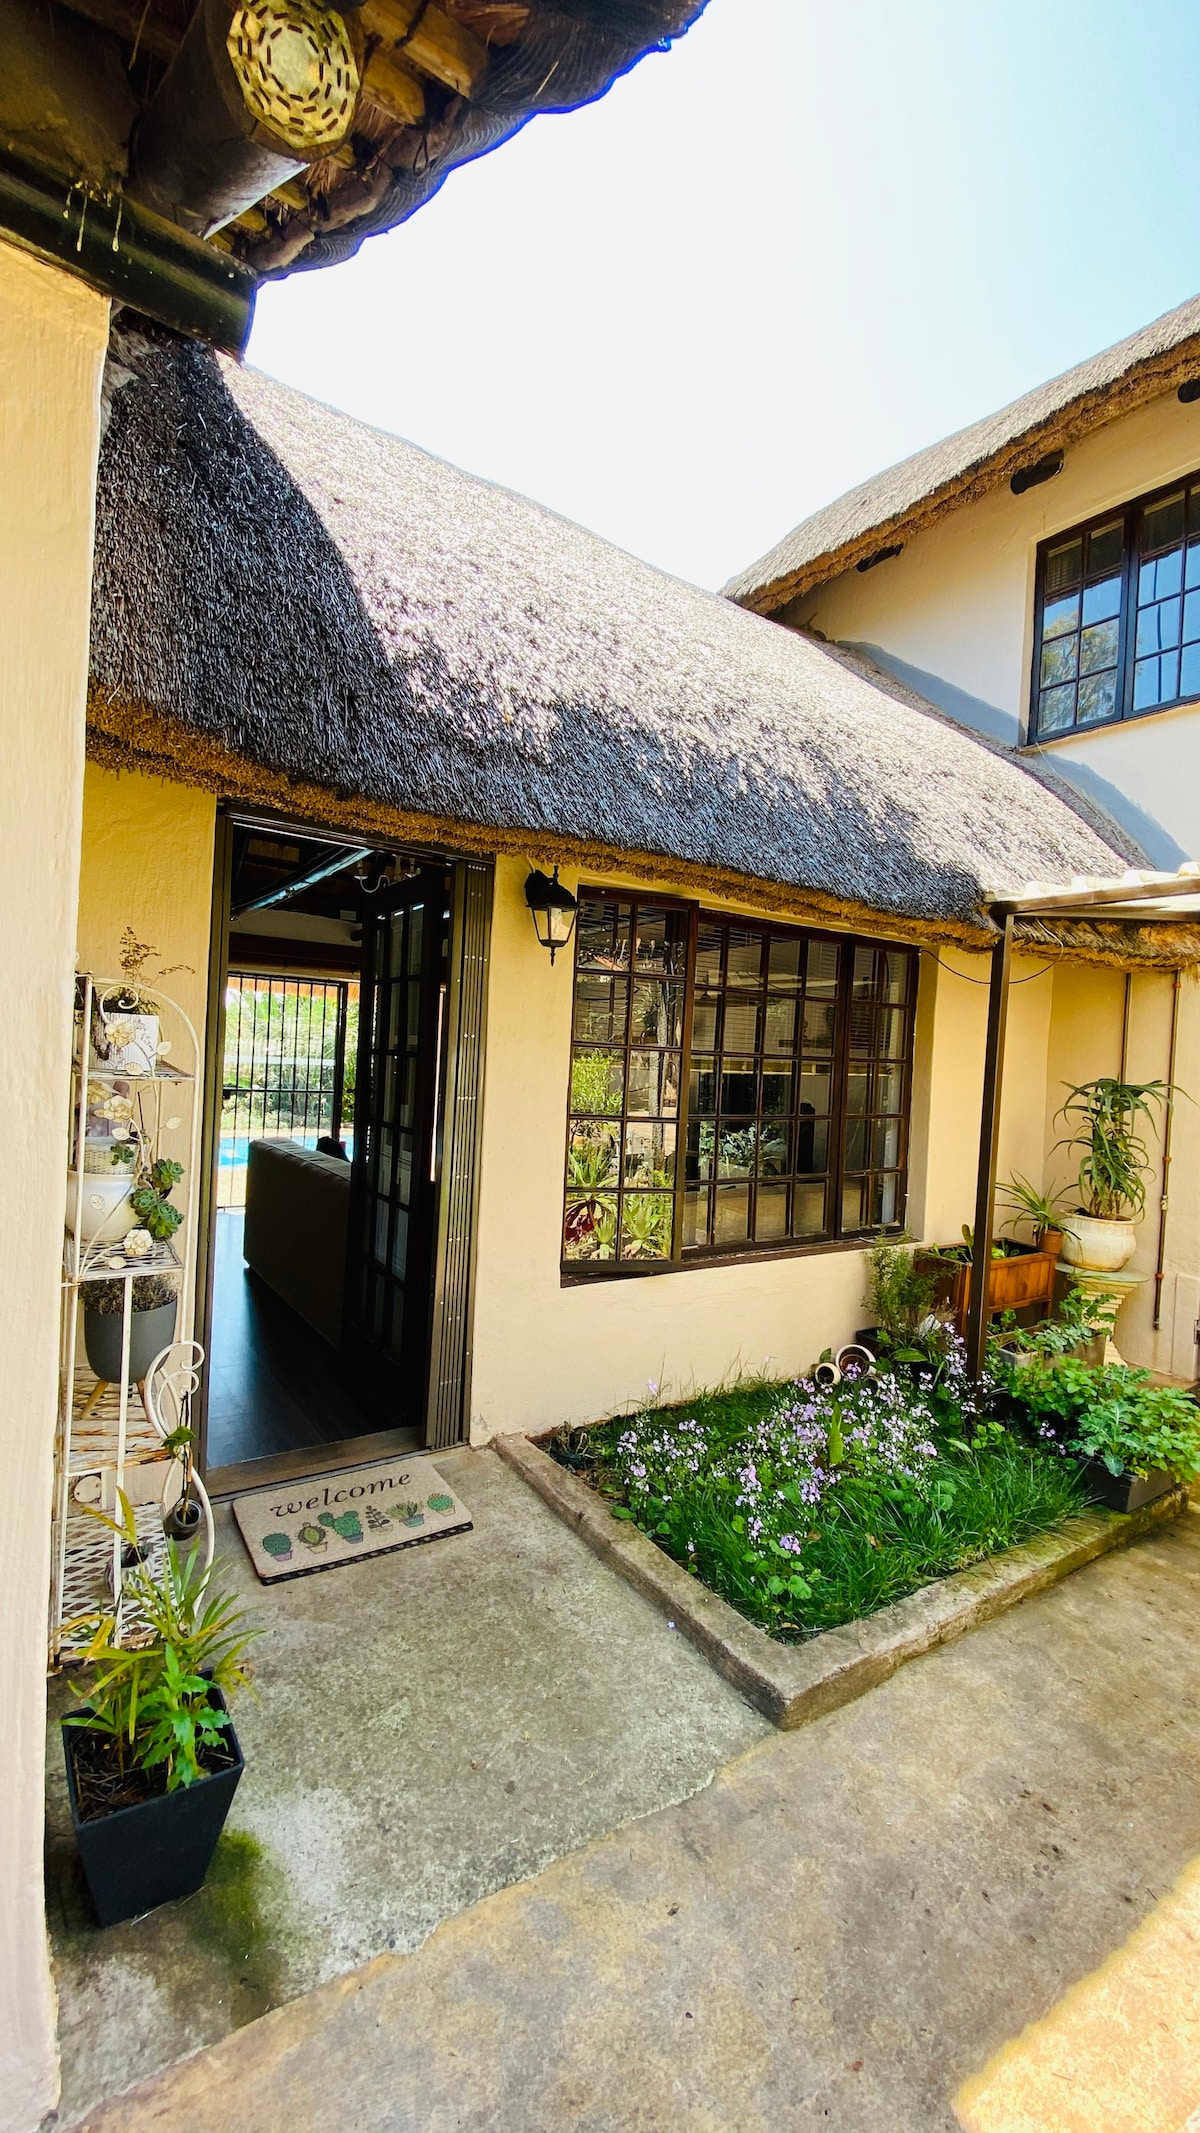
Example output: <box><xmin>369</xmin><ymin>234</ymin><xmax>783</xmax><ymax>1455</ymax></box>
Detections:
<box><xmin>51</xmin><ymin>973</ymin><xmax>202</xmax><ymax>1663</ymax></box>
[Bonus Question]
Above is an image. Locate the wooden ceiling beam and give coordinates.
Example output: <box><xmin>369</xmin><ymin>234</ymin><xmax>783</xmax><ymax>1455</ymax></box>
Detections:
<box><xmin>359</xmin><ymin>46</ymin><xmax>426</xmax><ymax>128</ymax></box>
<box><xmin>50</xmin><ymin>0</ymin><xmax>180</xmax><ymax>65</ymax></box>
<box><xmin>357</xmin><ymin>0</ymin><xmax>487</xmax><ymax>98</ymax></box>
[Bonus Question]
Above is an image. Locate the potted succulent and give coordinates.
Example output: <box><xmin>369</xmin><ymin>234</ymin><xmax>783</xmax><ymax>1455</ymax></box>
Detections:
<box><xmin>1053</xmin><ymin>1077</ymin><xmax>1170</xmax><ymax>1273</ymax></box>
<box><xmin>62</xmin><ymin>1494</ymin><xmax>256</xmax><ymax>1927</ymax></box>
<box><xmin>83</xmin><ymin>1271</ymin><xmax>178</xmax><ymax>1385</ymax></box>
<box><xmin>1014</xmin><ymin>1357</ymin><xmax>1200</xmax><ymax>1513</ymax></box>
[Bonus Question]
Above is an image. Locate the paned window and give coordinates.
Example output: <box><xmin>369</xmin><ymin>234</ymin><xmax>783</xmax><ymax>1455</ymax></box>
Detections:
<box><xmin>1032</xmin><ymin>474</ymin><xmax>1200</xmax><ymax>739</ymax></box>
<box><xmin>563</xmin><ymin>897</ymin><xmax>916</xmax><ymax>1274</ymax></box>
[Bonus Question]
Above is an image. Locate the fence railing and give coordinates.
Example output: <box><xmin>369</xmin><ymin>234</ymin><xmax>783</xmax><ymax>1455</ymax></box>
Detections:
<box><xmin>219</xmin><ymin>974</ymin><xmax>356</xmax><ymax>1208</ymax></box>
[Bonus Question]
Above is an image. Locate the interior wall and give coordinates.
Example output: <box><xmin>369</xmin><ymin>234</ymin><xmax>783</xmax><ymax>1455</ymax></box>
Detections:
<box><xmin>0</xmin><ymin>241</ymin><xmax>109</xmax><ymax>2133</ymax></box>
<box><xmin>467</xmin><ymin>862</ymin><xmax>1055</xmax><ymax>1440</ymax></box>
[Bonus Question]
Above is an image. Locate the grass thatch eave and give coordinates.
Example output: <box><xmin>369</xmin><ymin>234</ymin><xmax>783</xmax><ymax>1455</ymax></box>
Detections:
<box><xmin>90</xmin><ymin>332</ymin><xmax>1133</xmax><ymax>948</ymax></box>
<box><xmin>727</xmin><ymin>296</ymin><xmax>1200</xmax><ymax>614</ymax></box>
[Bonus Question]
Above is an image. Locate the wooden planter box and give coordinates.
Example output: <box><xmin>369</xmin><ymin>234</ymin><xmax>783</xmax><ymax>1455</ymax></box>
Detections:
<box><xmin>915</xmin><ymin>1244</ymin><xmax>1057</xmax><ymax>1336</ymax></box>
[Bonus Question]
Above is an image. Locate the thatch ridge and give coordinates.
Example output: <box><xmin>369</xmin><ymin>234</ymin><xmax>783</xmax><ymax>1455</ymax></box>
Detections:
<box><xmin>90</xmin><ymin>333</ymin><xmax>1141</xmax><ymax>946</ymax></box>
<box><xmin>727</xmin><ymin>294</ymin><xmax>1200</xmax><ymax>613</ymax></box>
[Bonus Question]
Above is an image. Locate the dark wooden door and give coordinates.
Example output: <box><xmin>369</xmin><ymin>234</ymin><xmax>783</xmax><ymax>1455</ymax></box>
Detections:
<box><xmin>345</xmin><ymin>867</ymin><xmax>449</xmax><ymax>1423</ymax></box>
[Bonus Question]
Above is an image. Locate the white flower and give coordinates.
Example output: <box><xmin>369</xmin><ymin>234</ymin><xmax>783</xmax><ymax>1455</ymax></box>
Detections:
<box><xmin>105</xmin><ymin>1017</ymin><xmax>140</xmax><ymax>1049</ymax></box>
<box><xmin>100</xmin><ymin>1094</ymin><xmax>134</xmax><ymax>1124</ymax></box>
<box><xmin>124</xmin><ymin>1228</ymin><xmax>153</xmax><ymax>1258</ymax></box>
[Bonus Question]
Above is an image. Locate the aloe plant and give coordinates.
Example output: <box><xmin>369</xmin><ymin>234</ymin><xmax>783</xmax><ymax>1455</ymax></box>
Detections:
<box><xmin>1054</xmin><ymin>1078</ymin><xmax>1171</xmax><ymax>1221</ymax></box>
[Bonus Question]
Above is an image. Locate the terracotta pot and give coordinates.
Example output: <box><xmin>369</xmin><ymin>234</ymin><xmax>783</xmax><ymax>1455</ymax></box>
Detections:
<box><xmin>1059</xmin><ymin>1214</ymin><xmax>1137</xmax><ymax>1273</ymax></box>
<box><xmin>1037</xmin><ymin>1227</ymin><xmax>1064</xmax><ymax>1260</ymax></box>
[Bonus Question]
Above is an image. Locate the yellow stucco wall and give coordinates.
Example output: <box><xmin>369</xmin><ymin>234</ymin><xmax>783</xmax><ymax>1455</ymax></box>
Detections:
<box><xmin>75</xmin><ymin>762</ymin><xmax>217</xmax><ymax>1309</ymax></box>
<box><xmin>466</xmin><ymin>860</ymin><xmax>1072</xmax><ymax>1440</ymax></box>
<box><xmin>0</xmin><ymin>240</ymin><xmax>109</xmax><ymax>2133</ymax></box>
<box><xmin>1044</xmin><ymin>964</ymin><xmax>1200</xmax><ymax>1378</ymax></box>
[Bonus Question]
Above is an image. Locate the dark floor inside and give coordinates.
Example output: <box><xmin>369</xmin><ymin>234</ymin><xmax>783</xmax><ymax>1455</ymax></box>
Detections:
<box><xmin>206</xmin><ymin>1209</ymin><xmax>388</xmax><ymax>1471</ymax></box>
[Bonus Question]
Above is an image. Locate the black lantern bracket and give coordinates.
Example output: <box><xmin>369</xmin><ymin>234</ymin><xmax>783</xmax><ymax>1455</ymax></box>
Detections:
<box><xmin>524</xmin><ymin>866</ymin><xmax>579</xmax><ymax>965</ymax></box>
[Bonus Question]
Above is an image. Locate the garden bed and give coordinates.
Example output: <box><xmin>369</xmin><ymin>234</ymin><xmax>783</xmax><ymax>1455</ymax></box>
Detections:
<box><xmin>543</xmin><ymin>1365</ymin><xmax>1087</xmax><ymax>1643</ymax></box>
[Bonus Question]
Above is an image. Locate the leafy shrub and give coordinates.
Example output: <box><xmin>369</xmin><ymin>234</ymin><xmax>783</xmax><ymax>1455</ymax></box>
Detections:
<box><xmin>1016</xmin><ymin>1358</ymin><xmax>1200</xmax><ymax>1480</ymax></box>
<box><xmin>866</xmin><ymin>1234</ymin><xmax>939</xmax><ymax>1343</ymax></box>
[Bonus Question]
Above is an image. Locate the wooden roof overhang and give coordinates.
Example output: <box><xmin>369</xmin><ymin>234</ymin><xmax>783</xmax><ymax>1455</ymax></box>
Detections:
<box><xmin>0</xmin><ymin>0</ymin><xmax>706</xmax><ymax>349</ymax></box>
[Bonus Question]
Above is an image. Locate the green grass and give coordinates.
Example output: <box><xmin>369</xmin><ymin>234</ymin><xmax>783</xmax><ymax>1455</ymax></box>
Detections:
<box><xmin>552</xmin><ymin>1377</ymin><xmax>1086</xmax><ymax>1642</ymax></box>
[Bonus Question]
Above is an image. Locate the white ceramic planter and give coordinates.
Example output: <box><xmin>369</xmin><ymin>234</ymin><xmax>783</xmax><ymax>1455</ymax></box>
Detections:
<box><xmin>1060</xmin><ymin>1213</ymin><xmax>1137</xmax><ymax>1273</ymax></box>
<box><xmin>90</xmin><ymin>1010</ymin><xmax>160</xmax><ymax>1078</ymax></box>
<box><xmin>66</xmin><ymin>1169</ymin><xmax>136</xmax><ymax>1243</ymax></box>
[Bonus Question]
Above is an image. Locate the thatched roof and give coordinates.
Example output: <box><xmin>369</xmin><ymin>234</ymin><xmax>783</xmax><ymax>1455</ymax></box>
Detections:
<box><xmin>89</xmin><ymin>331</ymin><xmax>1169</xmax><ymax>957</ymax></box>
<box><xmin>727</xmin><ymin>293</ymin><xmax>1200</xmax><ymax>615</ymax></box>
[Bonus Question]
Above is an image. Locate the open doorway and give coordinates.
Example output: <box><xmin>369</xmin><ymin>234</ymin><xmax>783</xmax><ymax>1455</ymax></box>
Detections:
<box><xmin>202</xmin><ymin>813</ymin><xmax>490</xmax><ymax>1491</ymax></box>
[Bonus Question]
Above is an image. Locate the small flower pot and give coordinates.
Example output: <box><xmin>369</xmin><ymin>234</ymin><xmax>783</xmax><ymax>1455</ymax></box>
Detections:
<box><xmin>83</xmin><ymin>1299</ymin><xmax>177</xmax><ymax>1385</ymax></box>
<box><xmin>1077</xmin><ymin>1460</ymin><xmax>1177</xmax><ymax>1514</ymax></box>
<box><xmin>1060</xmin><ymin>1215</ymin><xmax>1137</xmax><ymax>1273</ymax></box>
<box><xmin>63</xmin><ymin>1687</ymin><xmax>243</xmax><ymax>1927</ymax></box>
<box><xmin>163</xmin><ymin>1494</ymin><xmax>203</xmax><ymax>1545</ymax></box>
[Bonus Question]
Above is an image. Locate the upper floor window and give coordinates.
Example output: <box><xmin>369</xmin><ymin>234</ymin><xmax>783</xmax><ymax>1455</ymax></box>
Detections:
<box><xmin>563</xmin><ymin>895</ymin><xmax>916</xmax><ymax>1275</ymax></box>
<box><xmin>1032</xmin><ymin>475</ymin><xmax>1200</xmax><ymax>739</ymax></box>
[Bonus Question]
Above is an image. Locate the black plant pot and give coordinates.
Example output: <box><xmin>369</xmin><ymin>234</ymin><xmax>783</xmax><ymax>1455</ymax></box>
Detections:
<box><xmin>83</xmin><ymin>1300</ymin><xmax>177</xmax><ymax>1385</ymax></box>
<box><xmin>163</xmin><ymin>1495</ymin><xmax>203</xmax><ymax>1544</ymax></box>
<box><xmin>1078</xmin><ymin>1459</ymin><xmax>1178</xmax><ymax>1514</ymax></box>
<box><xmin>63</xmin><ymin>1687</ymin><xmax>243</xmax><ymax>1927</ymax></box>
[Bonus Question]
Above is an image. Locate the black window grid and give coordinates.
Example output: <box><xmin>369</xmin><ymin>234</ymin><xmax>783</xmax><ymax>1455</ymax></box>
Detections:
<box><xmin>1031</xmin><ymin>468</ymin><xmax>1200</xmax><ymax>741</ymax></box>
<box><xmin>562</xmin><ymin>898</ymin><xmax>916</xmax><ymax>1275</ymax></box>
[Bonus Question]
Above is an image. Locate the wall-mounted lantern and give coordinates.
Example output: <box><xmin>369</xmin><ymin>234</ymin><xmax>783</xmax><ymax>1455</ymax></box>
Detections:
<box><xmin>524</xmin><ymin>866</ymin><xmax>579</xmax><ymax>965</ymax></box>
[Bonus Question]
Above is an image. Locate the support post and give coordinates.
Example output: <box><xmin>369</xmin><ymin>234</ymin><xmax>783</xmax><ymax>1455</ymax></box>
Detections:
<box><xmin>966</xmin><ymin>914</ymin><xmax>1014</xmax><ymax>1379</ymax></box>
<box><xmin>0</xmin><ymin>239</ymin><xmax>109</xmax><ymax>2131</ymax></box>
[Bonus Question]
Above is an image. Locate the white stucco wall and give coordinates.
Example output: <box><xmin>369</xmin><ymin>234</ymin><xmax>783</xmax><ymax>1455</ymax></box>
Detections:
<box><xmin>0</xmin><ymin>241</ymin><xmax>108</xmax><ymax>2133</ymax></box>
<box><xmin>784</xmin><ymin>385</ymin><xmax>1200</xmax><ymax>867</ymax></box>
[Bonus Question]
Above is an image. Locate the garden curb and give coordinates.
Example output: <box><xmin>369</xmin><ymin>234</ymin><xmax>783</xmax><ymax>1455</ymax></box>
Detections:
<box><xmin>494</xmin><ymin>1432</ymin><xmax>1191</xmax><ymax>1730</ymax></box>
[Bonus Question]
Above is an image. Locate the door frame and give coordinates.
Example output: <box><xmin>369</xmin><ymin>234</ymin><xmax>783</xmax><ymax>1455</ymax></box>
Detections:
<box><xmin>196</xmin><ymin>802</ymin><xmax>492</xmax><ymax>1493</ymax></box>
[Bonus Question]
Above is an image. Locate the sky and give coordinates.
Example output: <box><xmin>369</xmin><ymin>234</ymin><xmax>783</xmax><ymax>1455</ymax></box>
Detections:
<box><xmin>249</xmin><ymin>0</ymin><xmax>1200</xmax><ymax>592</ymax></box>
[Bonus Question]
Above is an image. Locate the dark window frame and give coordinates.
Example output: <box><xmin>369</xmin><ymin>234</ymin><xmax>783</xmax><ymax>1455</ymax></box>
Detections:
<box><xmin>1028</xmin><ymin>467</ymin><xmax>1200</xmax><ymax>743</ymax></box>
<box><xmin>561</xmin><ymin>893</ymin><xmax>917</xmax><ymax>1282</ymax></box>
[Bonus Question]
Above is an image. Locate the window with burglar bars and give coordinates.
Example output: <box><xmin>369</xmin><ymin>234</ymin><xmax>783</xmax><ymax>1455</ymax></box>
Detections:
<box><xmin>219</xmin><ymin>974</ymin><xmax>356</xmax><ymax>1209</ymax></box>
<box><xmin>1031</xmin><ymin>471</ymin><xmax>1200</xmax><ymax>740</ymax></box>
<box><xmin>563</xmin><ymin>896</ymin><xmax>915</xmax><ymax>1273</ymax></box>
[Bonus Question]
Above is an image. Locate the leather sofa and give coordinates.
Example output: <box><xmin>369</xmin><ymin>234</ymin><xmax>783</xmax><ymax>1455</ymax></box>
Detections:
<box><xmin>243</xmin><ymin>1138</ymin><xmax>350</xmax><ymax>1348</ymax></box>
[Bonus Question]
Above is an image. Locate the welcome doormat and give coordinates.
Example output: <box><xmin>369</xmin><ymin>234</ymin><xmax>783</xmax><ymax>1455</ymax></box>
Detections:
<box><xmin>232</xmin><ymin>1458</ymin><xmax>472</xmax><ymax>1584</ymax></box>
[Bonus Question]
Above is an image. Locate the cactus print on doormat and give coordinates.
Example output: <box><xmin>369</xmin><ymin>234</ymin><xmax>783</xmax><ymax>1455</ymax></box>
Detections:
<box><xmin>232</xmin><ymin>1459</ymin><xmax>472</xmax><ymax>1583</ymax></box>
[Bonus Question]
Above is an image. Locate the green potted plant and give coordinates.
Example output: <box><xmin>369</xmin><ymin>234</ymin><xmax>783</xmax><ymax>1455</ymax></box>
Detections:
<box><xmin>1014</xmin><ymin>1357</ymin><xmax>1200</xmax><ymax>1513</ymax></box>
<box><xmin>63</xmin><ymin>1495</ymin><xmax>256</xmax><ymax>1926</ymax></box>
<box><xmin>1053</xmin><ymin>1077</ymin><xmax>1170</xmax><ymax>1273</ymax></box>
<box><xmin>914</xmin><ymin>1225</ymin><xmax>1055</xmax><ymax>1334</ymax></box>
<box><xmin>83</xmin><ymin>1271</ymin><xmax>179</xmax><ymax>1385</ymax></box>
<box><xmin>998</xmin><ymin>1174</ymin><xmax>1069</xmax><ymax>1259</ymax></box>
<box><xmin>990</xmin><ymin>1285</ymin><xmax>1118</xmax><ymax>1371</ymax></box>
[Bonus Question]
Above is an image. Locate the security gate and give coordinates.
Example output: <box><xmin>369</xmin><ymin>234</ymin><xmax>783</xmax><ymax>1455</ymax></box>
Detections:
<box><xmin>219</xmin><ymin>973</ymin><xmax>353</xmax><ymax>1208</ymax></box>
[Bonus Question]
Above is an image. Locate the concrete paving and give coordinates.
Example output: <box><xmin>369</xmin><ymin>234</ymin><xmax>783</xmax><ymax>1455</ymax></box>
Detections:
<box><xmin>60</xmin><ymin>1504</ymin><xmax>1200</xmax><ymax>2133</ymax></box>
<box><xmin>45</xmin><ymin>1446</ymin><xmax>768</xmax><ymax>2124</ymax></box>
